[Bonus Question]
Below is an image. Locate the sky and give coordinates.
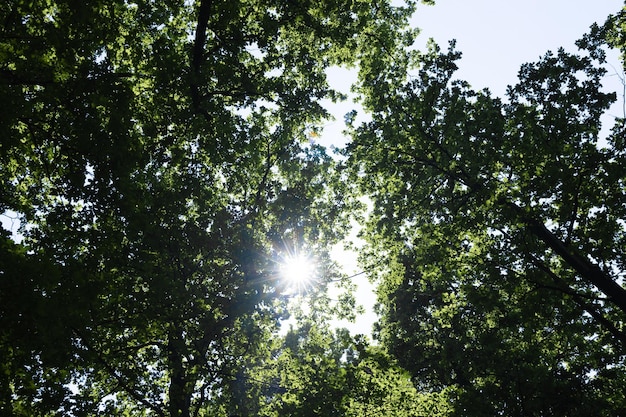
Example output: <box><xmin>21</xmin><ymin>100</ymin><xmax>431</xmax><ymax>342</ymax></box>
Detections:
<box><xmin>413</xmin><ymin>0</ymin><xmax>624</xmax><ymax>97</ymax></box>
<box><xmin>326</xmin><ymin>0</ymin><xmax>625</xmax><ymax>337</ymax></box>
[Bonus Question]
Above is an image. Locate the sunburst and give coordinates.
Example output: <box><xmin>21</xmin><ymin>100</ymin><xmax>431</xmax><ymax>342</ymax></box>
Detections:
<box><xmin>279</xmin><ymin>252</ymin><xmax>317</xmax><ymax>293</ymax></box>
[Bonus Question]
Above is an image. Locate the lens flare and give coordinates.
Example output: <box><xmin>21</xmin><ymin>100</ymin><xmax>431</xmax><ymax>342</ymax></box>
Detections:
<box><xmin>280</xmin><ymin>253</ymin><xmax>316</xmax><ymax>293</ymax></box>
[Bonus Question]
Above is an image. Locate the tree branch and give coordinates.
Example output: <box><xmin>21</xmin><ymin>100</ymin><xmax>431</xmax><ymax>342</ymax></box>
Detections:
<box><xmin>190</xmin><ymin>0</ymin><xmax>213</xmax><ymax>115</ymax></box>
<box><xmin>528</xmin><ymin>257</ymin><xmax>626</xmax><ymax>346</ymax></box>
<box><xmin>504</xmin><ymin>200</ymin><xmax>626</xmax><ymax>315</ymax></box>
<box><xmin>72</xmin><ymin>328</ymin><xmax>166</xmax><ymax>417</ymax></box>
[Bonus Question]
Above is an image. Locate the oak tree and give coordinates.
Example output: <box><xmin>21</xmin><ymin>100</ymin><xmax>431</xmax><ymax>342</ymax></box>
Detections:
<box><xmin>0</xmin><ymin>0</ymin><xmax>417</xmax><ymax>415</ymax></box>
<box><xmin>346</xmin><ymin>10</ymin><xmax>626</xmax><ymax>416</ymax></box>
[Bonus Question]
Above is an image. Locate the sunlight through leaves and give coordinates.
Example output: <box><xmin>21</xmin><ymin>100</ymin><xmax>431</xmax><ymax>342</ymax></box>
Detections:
<box><xmin>279</xmin><ymin>252</ymin><xmax>317</xmax><ymax>294</ymax></box>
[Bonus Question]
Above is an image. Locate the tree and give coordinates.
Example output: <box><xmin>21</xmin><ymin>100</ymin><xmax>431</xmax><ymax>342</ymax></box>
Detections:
<box><xmin>0</xmin><ymin>0</ymin><xmax>419</xmax><ymax>415</ymax></box>
<box><xmin>238</xmin><ymin>318</ymin><xmax>451</xmax><ymax>417</ymax></box>
<box><xmin>345</xmin><ymin>12</ymin><xmax>626</xmax><ymax>416</ymax></box>
<box><xmin>604</xmin><ymin>4</ymin><xmax>626</xmax><ymax>67</ymax></box>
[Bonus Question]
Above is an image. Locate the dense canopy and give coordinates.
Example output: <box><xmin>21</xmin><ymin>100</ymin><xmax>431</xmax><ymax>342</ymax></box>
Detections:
<box><xmin>1</xmin><ymin>1</ymin><xmax>625</xmax><ymax>416</ymax></box>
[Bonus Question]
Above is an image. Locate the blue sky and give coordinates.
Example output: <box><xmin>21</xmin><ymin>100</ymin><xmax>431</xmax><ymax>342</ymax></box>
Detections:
<box><xmin>413</xmin><ymin>0</ymin><xmax>624</xmax><ymax>97</ymax></box>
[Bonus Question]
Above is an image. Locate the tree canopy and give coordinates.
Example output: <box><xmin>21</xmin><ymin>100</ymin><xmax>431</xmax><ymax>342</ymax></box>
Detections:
<box><xmin>0</xmin><ymin>0</ymin><xmax>418</xmax><ymax>415</ymax></box>
<box><xmin>345</xmin><ymin>7</ymin><xmax>626</xmax><ymax>417</ymax></box>
<box><xmin>1</xmin><ymin>0</ymin><xmax>626</xmax><ymax>416</ymax></box>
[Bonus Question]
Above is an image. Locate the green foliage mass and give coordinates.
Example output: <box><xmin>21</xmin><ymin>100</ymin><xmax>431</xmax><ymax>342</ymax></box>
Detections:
<box><xmin>2</xmin><ymin>0</ymin><xmax>626</xmax><ymax>416</ymax></box>
<box><xmin>345</xmin><ymin>7</ymin><xmax>626</xmax><ymax>417</ymax></box>
<box><xmin>0</xmin><ymin>0</ymin><xmax>417</xmax><ymax>415</ymax></box>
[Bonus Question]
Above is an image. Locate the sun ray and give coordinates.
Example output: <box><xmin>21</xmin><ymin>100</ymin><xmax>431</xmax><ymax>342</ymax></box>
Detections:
<box><xmin>279</xmin><ymin>252</ymin><xmax>317</xmax><ymax>293</ymax></box>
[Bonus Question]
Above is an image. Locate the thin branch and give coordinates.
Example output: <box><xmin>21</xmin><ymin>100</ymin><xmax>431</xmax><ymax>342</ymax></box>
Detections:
<box><xmin>565</xmin><ymin>172</ymin><xmax>584</xmax><ymax>245</ymax></box>
<box><xmin>1</xmin><ymin>69</ymin><xmax>145</xmax><ymax>87</ymax></box>
<box><xmin>72</xmin><ymin>328</ymin><xmax>166</xmax><ymax>417</ymax></box>
<box><xmin>109</xmin><ymin>341</ymin><xmax>166</xmax><ymax>355</ymax></box>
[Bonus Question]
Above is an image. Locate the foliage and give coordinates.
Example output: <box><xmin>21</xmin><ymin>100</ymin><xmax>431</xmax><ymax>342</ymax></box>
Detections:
<box><xmin>603</xmin><ymin>3</ymin><xmax>626</xmax><ymax>66</ymax></box>
<box><xmin>0</xmin><ymin>0</ymin><xmax>418</xmax><ymax>415</ymax></box>
<box><xmin>237</xmin><ymin>321</ymin><xmax>451</xmax><ymax>417</ymax></box>
<box><xmin>4</xmin><ymin>0</ymin><xmax>626</xmax><ymax>416</ymax></box>
<box><xmin>346</xmin><ymin>19</ymin><xmax>626</xmax><ymax>417</ymax></box>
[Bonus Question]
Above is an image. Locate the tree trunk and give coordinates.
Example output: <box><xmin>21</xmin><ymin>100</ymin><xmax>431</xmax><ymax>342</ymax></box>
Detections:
<box><xmin>168</xmin><ymin>327</ymin><xmax>191</xmax><ymax>417</ymax></box>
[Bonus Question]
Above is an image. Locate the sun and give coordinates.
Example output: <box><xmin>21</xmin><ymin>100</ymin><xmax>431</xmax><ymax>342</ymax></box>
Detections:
<box><xmin>280</xmin><ymin>253</ymin><xmax>317</xmax><ymax>292</ymax></box>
